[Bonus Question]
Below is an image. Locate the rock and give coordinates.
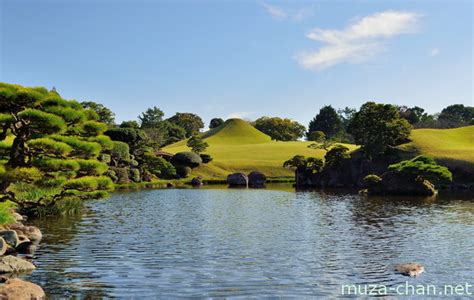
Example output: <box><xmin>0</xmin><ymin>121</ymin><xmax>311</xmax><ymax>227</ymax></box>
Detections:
<box><xmin>0</xmin><ymin>238</ymin><xmax>6</xmax><ymax>256</ymax></box>
<box><xmin>0</xmin><ymin>278</ymin><xmax>45</xmax><ymax>299</ymax></box>
<box><xmin>248</xmin><ymin>171</ymin><xmax>267</xmax><ymax>188</ymax></box>
<box><xmin>5</xmin><ymin>224</ymin><xmax>42</xmax><ymax>243</ymax></box>
<box><xmin>0</xmin><ymin>231</ymin><xmax>19</xmax><ymax>248</ymax></box>
<box><xmin>190</xmin><ymin>177</ymin><xmax>203</xmax><ymax>187</ymax></box>
<box><xmin>16</xmin><ymin>242</ymin><xmax>37</xmax><ymax>255</ymax></box>
<box><xmin>11</xmin><ymin>213</ymin><xmax>24</xmax><ymax>223</ymax></box>
<box><xmin>0</xmin><ymin>256</ymin><xmax>36</xmax><ymax>273</ymax></box>
<box><xmin>368</xmin><ymin>172</ymin><xmax>436</xmax><ymax>196</ymax></box>
<box><xmin>395</xmin><ymin>263</ymin><xmax>425</xmax><ymax>277</ymax></box>
<box><xmin>166</xmin><ymin>182</ymin><xmax>175</xmax><ymax>188</ymax></box>
<box><xmin>227</xmin><ymin>173</ymin><xmax>248</xmax><ymax>187</ymax></box>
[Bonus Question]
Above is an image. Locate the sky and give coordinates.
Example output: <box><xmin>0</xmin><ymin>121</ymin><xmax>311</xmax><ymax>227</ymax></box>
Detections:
<box><xmin>0</xmin><ymin>0</ymin><xmax>472</xmax><ymax>127</ymax></box>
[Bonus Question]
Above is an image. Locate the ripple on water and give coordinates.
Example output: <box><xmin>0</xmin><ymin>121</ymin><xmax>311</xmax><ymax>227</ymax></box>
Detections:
<box><xmin>22</xmin><ymin>188</ymin><xmax>474</xmax><ymax>298</ymax></box>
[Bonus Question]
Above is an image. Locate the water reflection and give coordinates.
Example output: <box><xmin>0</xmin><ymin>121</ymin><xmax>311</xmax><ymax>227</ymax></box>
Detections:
<box><xmin>22</xmin><ymin>186</ymin><xmax>474</xmax><ymax>298</ymax></box>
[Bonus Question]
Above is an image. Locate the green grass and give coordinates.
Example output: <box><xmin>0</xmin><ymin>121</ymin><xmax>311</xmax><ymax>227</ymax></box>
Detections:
<box><xmin>398</xmin><ymin>125</ymin><xmax>474</xmax><ymax>172</ymax></box>
<box><xmin>165</xmin><ymin>119</ymin><xmax>358</xmax><ymax>180</ymax></box>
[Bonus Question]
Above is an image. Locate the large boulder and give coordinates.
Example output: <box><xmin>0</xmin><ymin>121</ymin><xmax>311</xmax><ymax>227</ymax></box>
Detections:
<box><xmin>0</xmin><ymin>238</ymin><xmax>7</xmax><ymax>256</ymax></box>
<box><xmin>0</xmin><ymin>256</ymin><xmax>36</xmax><ymax>273</ymax></box>
<box><xmin>190</xmin><ymin>177</ymin><xmax>203</xmax><ymax>187</ymax></box>
<box><xmin>0</xmin><ymin>231</ymin><xmax>19</xmax><ymax>248</ymax></box>
<box><xmin>5</xmin><ymin>224</ymin><xmax>42</xmax><ymax>243</ymax></box>
<box><xmin>227</xmin><ymin>173</ymin><xmax>248</xmax><ymax>187</ymax></box>
<box><xmin>248</xmin><ymin>171</ymin><xmax>266</xmax><ymax>188</ymax></box>
<box><xmin>0</xmin><ymin>278</ymin><xmax>45</xmax><ymax>299</ymax></box>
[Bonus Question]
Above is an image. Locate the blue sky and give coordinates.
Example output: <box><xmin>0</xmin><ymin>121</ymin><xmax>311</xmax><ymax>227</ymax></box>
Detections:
<box><xmin>1</xmin><ymin>0</ymin><xmax>472</xmax><ymax>127</ymax></box>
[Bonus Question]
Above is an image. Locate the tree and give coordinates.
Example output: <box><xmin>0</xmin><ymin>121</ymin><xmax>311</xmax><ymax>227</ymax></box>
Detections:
<box><xmin>438</xmin><ymin>104</ymin><xmax>474</xmax><ymax>128</ymax></box>
<box><xmin>348</xmin><ymin>102</ymin><xmax>412</xmax><ymax>158</ymax></box>
<box><xmin>81</xmin><ymin>101</ymin><xmax>115</xmax><ymax>125</ymax></box>
<box><xmin>397</xmin><ymin>106</ymin><xmax>425</xmax><ymax>125</ymax></box>
<box><xmin>324</xmin><ymin>145</ymin><xmax>350</xmax><ymax>168</ymax></box>
<box><xmin>167</xmin><ymin>113</ymin><xmax>204</xmax><ymax>138</ymax></box>
<box><xmin>187</xmin><ymin>135</ymin><xmax>208</xmax><ymax>154</ymax></box>
<box><xmin>307</xmin><ymin>105</ymin><xmax>343</xmax><ymax>140</ymax></box>
<box><xmin>104</xmin><ymin>127</ymin><xmax>150</xmax><ymax>154</ymax></box>
<box><xmin>388</xmin><ymin>155</ymin><xmax>452</xmax><ymax>185</ymax></box>
<box><xmin>138</xmin><ymin>106</ymin><xmax>164</xmax><ymax>128</ymax></box>
<box><xmin>0</xmin><ymin>83</ymin><xmax>113</xmax><ymax>212</ymax></box>
<box><xmin>209</xmin><ymin>118</ymin><xmax>224</xmax><ymax>129</ymax></box>
<box><xmin>307</xmin><ymin>131</ymin><xmax>334</xmax><ymax>152</ymax></box>
<box><xmin>120</xmin><ymin>120</ymin><xmax>140</xmax><ymax>129</ymax></box>
<box><xmin>283</xmin><ymin>155</ymin><xmax>324</xmax><ymax>173</ymax></box>
<box><xmin>254</xmin><ymin>117</ymin><xmax>306</xmax><ymax>141</ymax></box>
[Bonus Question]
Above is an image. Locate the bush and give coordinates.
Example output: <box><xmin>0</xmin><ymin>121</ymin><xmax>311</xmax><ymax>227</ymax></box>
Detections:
<box><xmin>130</xmin><ymin>168</ymin><xmax>141</xmax><ymax>182</ymax></box>
<box><xmin>110</xmin><ymin>141</ymin><xmax>130</xmax><ymax>161</ymax></box>
<box><xmin>110</xmin><ymin>167</ymin><xmax>129</xmax><ymax>184</ymax></box>
<box><xmin>388</xmin><ymin>155</ymin><xmax>453</xmax><ymax>184</ymax></box>
<box><xmin>363</xmin><ymin>174</ymin><xmax>382</xmax><ymax>186</ymax></box>
<box><xmin>77</xmin><ymin>159</ymin><xmax>108</xmax><ymax>176</ymax></box>
<box><xmin>176</xmin><ymin>165</ymin><xmax>192</xmax><ymax>178</ymax></box>
<box><xmin>171</xmin><ymin>152</ymin><xmax>202</xmax><ymax>168</ymax></box>
<box><xmin>324</xmin><ymin>145</ymin><xmax>350</xmax><ymax>168</ymax></box>
<box><xmin>99</xmin><ymin>153</ymin><xmax>111</xmax><ymax>164</ymax></box>
<box><xmin>88</xmin><ymin>135</ymin><xmax>114</xmax><ymax>151</ymax></box>
<box><xmin>200</xmin><ymin>153</ymin><xmax>213</xmax><ymax>164</ymax></box>
<box><xmin>142</xmin><ymin>154</ymin><xmax>176</xmax><ymax>179</ymax></box>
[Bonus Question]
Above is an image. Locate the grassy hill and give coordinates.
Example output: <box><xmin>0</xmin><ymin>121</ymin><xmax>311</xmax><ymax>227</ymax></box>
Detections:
<box><xmin>398</xmin><ymin>125</ymin><xmax>474</xmax><ymax>174</ymax></box>
<box><xmin>164</xmin><ymin>119</ymin><xmax>358</xmax><ymax>180</ymax></box>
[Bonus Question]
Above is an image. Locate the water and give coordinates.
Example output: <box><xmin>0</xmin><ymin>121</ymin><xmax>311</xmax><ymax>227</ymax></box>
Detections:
<box><xmin>21</xmin><ymin>186</ymin><xmax>474</xmax><ymax>298</ymax></box>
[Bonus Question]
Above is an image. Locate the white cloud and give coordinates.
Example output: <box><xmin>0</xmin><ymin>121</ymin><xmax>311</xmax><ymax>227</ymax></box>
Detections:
<box><xmin>429</xmin><ymin>48</ymin><xmax>440</xmax><ymax>57</ymax></box>
<box><xmin>262</xmin><ymin>3</ymin><xmax>287</xmax><ymax>21</ymax></box>
<box><xmin>296</xmin><ymin>10</ymin><xmax>422</xmax><ymax>70</ymax></box>
<box><xmin>261</xmin><ymin>2</ymin><xmax>314</xmax><ymax>21</ymax></box>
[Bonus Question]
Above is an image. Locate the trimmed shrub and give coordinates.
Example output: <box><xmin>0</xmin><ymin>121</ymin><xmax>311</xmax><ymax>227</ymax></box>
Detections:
<box><xmin>110</xmin><ymin>141</ymin><xmax>130</xmax><ymax>161</ymax></box>
<box><xmin>110</xmin><ymin>167</ymin><xmax>129</xmax><ymax>184</ymax></box>
<box><xmin>33</xmin><ymin>158</ymin><xmax>80</xmax><ymax>172</ymax></box>
<box><xmin>142</xmin><ymin>154</ymin><xmax>176</xmax><ymax>179</ymax></box>
<box><xmin>200</xmin><ymin>153</ymin><xmax>213</xmax><ymax>164</ymax></box>
<box><xmin>43</xmin><ymin>106</ymin><xmax>86</xmax><ymax>124</ymax></box>
<box><xmin>27</xmin><ymin>138</ymin><xmax>73</xmax><ymax>157</ymax></box>
<box><xmin>51</xmin><ymin>135</ymin><xmax>101</xmax><ymax>158</ymax></box>
<box><xmin>77</xmin><ymin>159</ymin><xmax>108</xmax><ymax>176</ymax></box>
<box><xmin>18</xmin><ymin>109</ymin><xmax>66</xmax><ymax>136</ymax></box>
<box><xmin>89</xmin><ymin>135</ymin><xmax>114</xmax><ymax>151</ymax></box>
<box><xmin>130</xmin><ymin>168</ymin><xmax>141</xmax><ymax>182</ymax></box>
<box><xmin>82</xmin><ymin>121</ymin><xmax>108</xmax><ymax>136</ymax></box>
<box><xmin>96</xmin><ymin>176</ymin><xmax>114</xmax><ymax>191</ymax></box>
<box><xmin>176</xmin><ymin>165</ymin><xmax>192</xmax><ymax>178</ymax></box>
<box><xmin>388</xmin><ymin>155</ymin><xmax>453</xmax><ymax>184</ymax></box>
<box><xmin>64</xmin><ymin>176</ymin><xmax>99</xmax><ymax>192</ymax></box>
<box><xmin>324</xmin><ymin>145</ymin><xmax>350</xmax><ymax>168</ymax></box>
<box><xmin>171</xmin><ymin>152</ymin><xmax>202</xmax><ymax>168</ymax></box>
<box><xmin>363</xmin><ymin>174</ymin><xmax>382</xmax><ymax>186</ymax></box>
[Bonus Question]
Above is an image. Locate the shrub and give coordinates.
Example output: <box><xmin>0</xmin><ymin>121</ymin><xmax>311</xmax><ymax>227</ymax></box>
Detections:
<box><xmin>64</xmin><ymin>176</ymin><xmax>99</xmax><ymax>192</ymax></box>
<box><xmin>77</xmin><ymin>159</ymin><xmax>108</xmax><ymax>176</ymax></box>
<box><xmin>187</xmin><ymin>135</ymin><xmax>208</xmax><ymax>153</ymax></box>
<box><xmin>142</xmin><ymin>154</ymin><xmax>176</xmax><ymax>179</ymax></box>
<box><xmin>363</xmin><ymin>174</ymin><xmax>382</xmax><ymax>186</ymax></box>
<box><xmin>130</xmin><ymin>168</ymin><xmax>141</xmax><ymax>182</ymax></box>
<box><xmin>110</xmin><ymin>167</ymin><xmax>129</xmax><ymax>184</ymax></box>
<box><xmin>110</xmin><ymin>141</ymin><xmax>131</xmax><ymax>162</ymax></box>
<box><xmin>388</xmin><ymin>155</ymin><xmax>453</xmax><ymax>184</ymax></box>
<box><xmin>176</xmin><ymin>165</ymin><xmax>192</xmax><ymax>178</ymax></box>
<box><xmin>88</xmin><ymin>135</ymin><xmax>114</xmax><ymax>151</ymax></box>
<box><xmin>171</xmin><ymin>151</ymin><xmax>202</xmax><ymax>168</ymax></box>
<box><xmin>324</xmin><ymin>145</ymin><xmax>350</xmax><ymax>168</ymax></box>
<box><xmin>99</xmin><ymin>153</ymin><xmax>111</xmax><ymax>164</ymax></box>
<box><xmin>200</xmin><ymin>153</ymin><xmax>213</xmax><ymax>164</ymax></box>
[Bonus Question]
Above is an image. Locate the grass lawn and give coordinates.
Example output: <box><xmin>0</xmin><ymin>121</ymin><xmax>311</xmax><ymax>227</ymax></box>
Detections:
<box><xmin>398</xmin><ymin>125</ymin><xmax>474</xmax><ymax>172</ymax></box>
<box><xmin>164</xmin><ymin>119</ymin><xmax>358</xmax><ymax>180</ymax></box>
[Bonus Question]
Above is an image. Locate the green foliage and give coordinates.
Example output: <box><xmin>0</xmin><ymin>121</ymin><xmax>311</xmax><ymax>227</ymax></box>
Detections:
<box><xmin>77</xmin><ymin>159</ymin><xmax>108</xmax><ymax>176</ymax></box>
<box><xmin>438</xmin><ymin>104</ymin><xmax>474</xmax><ymax>128</ymax></box>
<box><xmin>27</xmin><ymin>138</ymin><xmax>73</xmax><ymax>157</ymax></box>
<box><xmin>283</xmin><ymin>155</ymin><xmax>307</xmax><ymax>170</ymax></box>
<box><xmin>176</xmin><ymin>165</ymin><xmax>192</xmax><ymax>178</ymax></box>
<box><xmin>104</xmin><ymin>127</ymin><xmax>148</xmax><ymax>151</ymax></box>
<box><xmin>81</xmin><ymin>101</ymin><xmax>115</xmax><ymax>124</ymax></box>
<box><xmin>254</xmin><ymin>117</ymin><xmax>306</xmax><ymax>141</ymax></box>
<box><xmin>348</xmin><ymin>102</ymin><xmax>412</xmax><ymax>158</ymax></box>
<box><xmin>307</xmin><ymin>105</ymin><xmax>343</xmax><ymax>140</ymax></box>
<box><xmin>88</xmin><ymin>135</ymin><xmax>114</xmax><ymax>151</ymax></box>
<box><xmin>0</xmin><ymin>113</ymin><xmax>14</xmax><ymax>126</ymax></box>
<box><xmin>1</xmin><ymin>167</ymin><xmax>42</xmax><ymax>183</ymax></box>
<box><xmin>187</xmin><ymin>135</ymin><xmax>209</xmax><ymax>153</ymax></box>
<box><xmin>120</xmin><ymin>120</ymin><xmax>140</xmax><ymax>128</ymax></box>
<box><xmin>130</xmin><ymin>168</ymin><xmax>141</xmax><ymax>182</ymax></box>
<box><xmin>51</xmin><ymin>135</ymin><xmax>102</xmax><ymax>158</ymax></box>
<box><xmin>81</xmin><ymin>121</ymin><xmax>108</xmax><ymax>136</ymax></box>
<box><xmin>209</xmin><ymin>118</ymin><xmax>224</xmax><ymax>129</ymax></box>
<box><xmin>200</xmin><ymin>153</ymin><xmax>213</xmax><ymax>164</ymax></box>
<box><xmin>307</xmin><ymin>131</ymin><xmax>326</xmax><ymax>142</ymax></box>
<box><xmin>0</xmin><ymin>202</ymin><xmax>15</xmax><ymax>225</ymax></box>
<box><xmin>141</xmin><ymin>153</ymin><xmax>176</xmax><ymax>179</ymax></box>
<box><xmin>363</xmin><ymin>174</ymin><xmax>382</xmax><ymax>186</ymax></box>
<box><xmin>324</xmin><ymin>145</ymin><xmax>350</xmax><ymax>168</ymax></box>
<box><xmin>18</xmin><ymin>109</ymin><xmax>67</xmax><ymax>136</ymax></box>
<box><xmin>283</xmin><ymin>155</ymin><xmax>323</xmax><ymax>173</ymax></box>
<box><xmin>139</xmin><ymin>106</ymin><xmax>164</xmax><ymax>128</ymax></box>
<box><xmin>109</xmin><ymin>167</ymin><xmax>130</xmax><ymax>184</ymax></box>
<box><xmin>171</xmin><ymin>151</ymin><xmax>202</xmax><ymax>168</ymax></box>
<box><xmin>110</xmin><ymin>141</ymin><xmax>131</xmax><ymax>162</ymax></box>
<box><xmin>388</xmin><ymin>155</ymin><xmax>453</xmax><ymax>184</ymax></box>
<box><xmin>167</xmin><ymin>113</ymin><xmax>204</xmax><ymax>138</ymax></box>
<box><xmin>43</xmin><ymin>106</ymin><xmax>86</xmax><ymax>124</ymax></box>
<box><xmin>33</xmin><ymin>158</ymin><xmax>80</xmax><ymax>172</ymax></box>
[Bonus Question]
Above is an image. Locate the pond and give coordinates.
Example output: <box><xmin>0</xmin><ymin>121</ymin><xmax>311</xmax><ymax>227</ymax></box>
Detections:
<box><xmin>22</xmin><ymin>186</ymin><xmax>474</xmax><ymax>298</ymax></box>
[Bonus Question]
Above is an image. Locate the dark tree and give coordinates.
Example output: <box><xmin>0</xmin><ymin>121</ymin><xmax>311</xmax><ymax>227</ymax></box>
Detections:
<box><xmin>209</xmin><ymin>118</ymin><xmax>224</xmax><ymax>129</ymax></box>
<box><xmin>81</xmin><ymin>101</ymin><xmax>116</xmax><ymax>125</ymax></box>
<box><xmin>307</xmin><ymin>105</ymin><xmax>343</xmax><ymax>140</ymax></box>
<box><xmin>187</xmin><ymin>135</ymin><xmax>209</xmax><ymax>154</ymax></box>
<box><xmin>397</xmin><ymin>106</ymin><xmax>425</xmax><ymax>125</ymax></box>
<box><xmin>138</xmin><ymin>106</ymin><xmax>164</xmax><ymax>128</ymax></box>
<box><xmin>438</xmin><ymin>104</ymin><xmax>474</xmax><ymax>128</ymax></box>
<box><xmin>167</xmin><ymin>113</ymin><xmax>204</xmax><ymax>138</ymax></box>
<box><xmin>120</xmin><ymin>120</ymin><xmax>140</xmax><ymax>129</ymax></box>
<box><xmin>348</xmin><ymin>102</ymin><xmax>412</xmax><ymax>158</ymax></box>
<box><xmin>254</xmin><ymin>117</ymin><xmax>306</xmax><ymax>141</ymax></box>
